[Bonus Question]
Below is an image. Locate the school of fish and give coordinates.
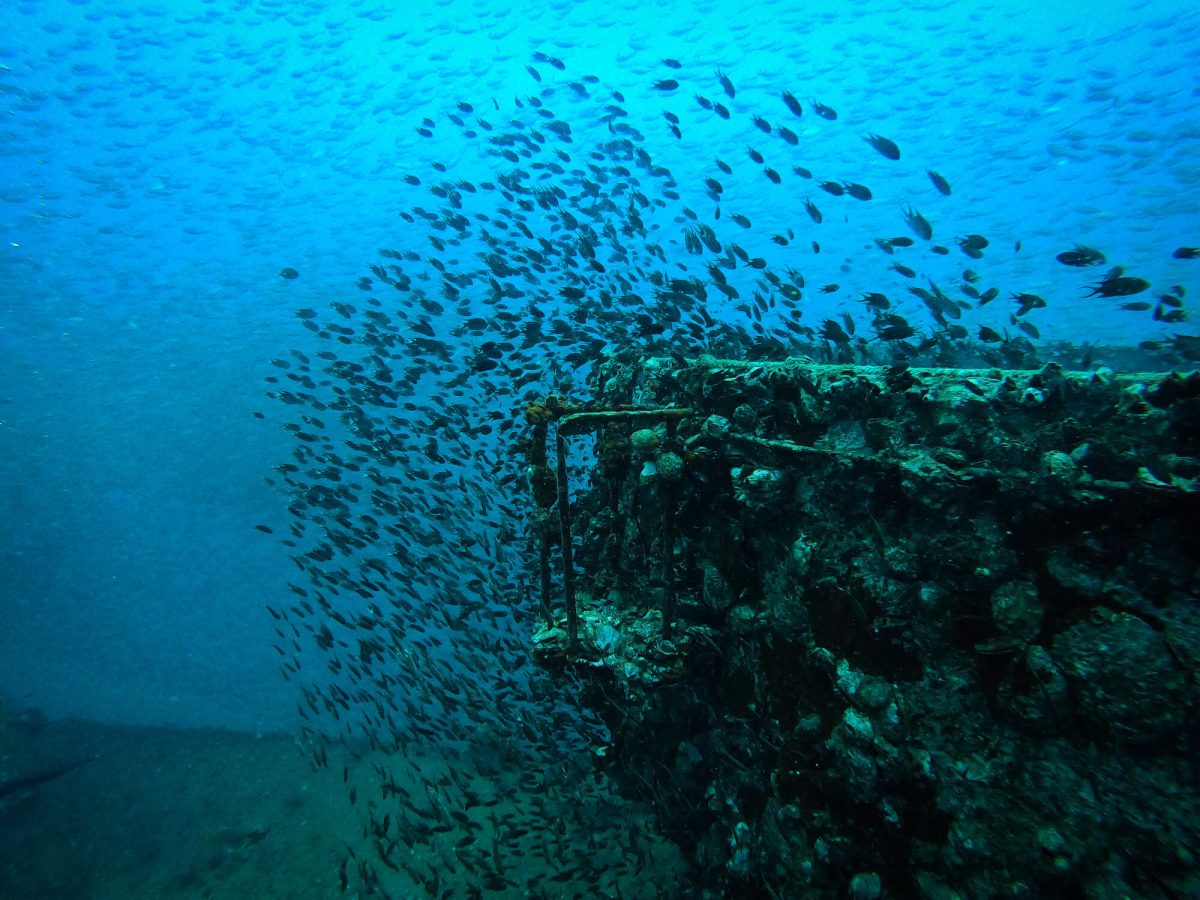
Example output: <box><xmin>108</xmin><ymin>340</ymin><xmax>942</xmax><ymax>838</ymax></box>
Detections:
<box><xmin>259</xmin><ymin>51</ymin><xmax>1196</xmax><ymax>897</ymax></box>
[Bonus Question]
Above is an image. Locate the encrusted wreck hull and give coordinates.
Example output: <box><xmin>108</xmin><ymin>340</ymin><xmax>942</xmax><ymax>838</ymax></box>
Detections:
<box><xmin>529</xmin><ymin>355</ymin><xmax>1200</xmax><ymax>898</ymax></box>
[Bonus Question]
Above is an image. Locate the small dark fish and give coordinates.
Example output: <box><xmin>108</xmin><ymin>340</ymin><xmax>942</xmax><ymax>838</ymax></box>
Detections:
<box><xmin>819</xmin><ymin>283</ymin><xmax>839</xmax><ymax>294</ymax></box>
<box><xmin>1172</xmin><ymin>247</ymin><xmax>1200</xmax><ymax>259</ymax></box>
<box><xmin>713</xmin><ymin>102</ymin><xmax>730</xmax><ymax>119</ymax></box>
<box><xmin>717</xmin><ymin>67</ymin><xmax>735</xmax><ymax>98</ymax></box>
<box><xmin>978</xmin><ymin>326</ymin><xmax>1004</xmax><ymax>342</ymax></box>
<box><xmin>844</xmin><ymin>182</ymin><xmax>872</xmax><ymax>201</ymax></box>
<box><xmin>781</xmin><ymin>91</ymin><xmax>803</xmax><ymax>117</ymax></box>
<box><xmin>715</xmin><ymin>158</ymin><xmax>732</xmax><ymax>174</ymax></box>
<box><xmin>777</xmin><ymin>126</ymin><xmax>799</xmax><ymax>145</ymax></box>
<box><xmin>793</xmin><ymin>166</ymin><xmax>813</xmax><ymax>179</ymax></box>
<box><xmin>532</xmin><ymin>52</ymin><xmax>566</xmax><ymax>70</ymax></box>
<box><xmin>903</xmin><ymin>206</ymin><xmax>933</xmax><ymax>240</ymax></box>
<box><xmin>876</xmin><ymin>315</ymin><xmax>915</xmax><ymax>341</ymax></box>
<box><xmin>890</xmin><ymin>262</ymin><xmax>916</xmax><ymax>278</ymax></box>
<box><xmin>1013</xmin><ymin>318</ymin><xmax>1040</xmax><ymax>339</ymax></box>
<box><xmin>1056</xmin><ymin>245</ymin><xmax>1106</xmax><ymax>267</ymax></box>
<box><xmin>1119</xmin><ymin>301</ymin><xmax>1152</xmax><ymax>311</ymax></box>
<box><xmin>752</xmin><ymin>115</ymin><xmax>771</xmax><ymax>133</ymax></box>
<box><xmin>819</xmin><ymin>181</ymin><xmax>845</xmax><ymax>196</ymax></box>
<box><xmin>747</xmin><ymin>147</ymin><xmax>764</xmax><ymax>164</ymax></box>
<box><xmin>1012</xmin><ymin>292</ymin><xmax>1046</xmax><ymax>316</ymax></box>
<box><xmin>820</xmin><ymin>318</ymin><xmax>851</xmax><ymax>344</ymax></box>
<box><xmin>255</xmin><ymin>524</ymin><xmax>274</xmax><ymax>534</ymax></box>
<box><xmin>763</xmin><ymin>167</ymin><xmax>781</xmax><ymax>184</ymax></box>
<box><xmin>1085</xmin><ymin>267</ymin><xmax>1151</xmax><ymax>298</ymax></box>
<box><xmin>653</xmin><ymin>79</ymin><xmax>680</xmax><ymax>91</ymax></box>
<box><xmin>279</xmin><ymin>267</ymin><xmax>300</xmax><ymax>280</ymax></box>
<box><xmin>927</xmin><ymin>170</ymin><xmax>952</xmax><ymax>195</ymax></box>
<box><xmin>812</xmin><ymin>100</ymin><xmax>838</xmax><ymax>120</ymax></box>
<box><xmin>957</xmin><ymin>234</ymin><xmax>988</xmax><ymax>259</ymax></box>
<box><xmin>662</xmin><ymin>58</ymin><xmax>683</xmax><ymax>68</ymax></box>
<box><xmin>865</xmin><ymin>134</ymin><xmax>900</xmax><ymax>160</ymax></box>
<box><xmin>804</xmin><ymin>198</ymin><xmax>822</xmax><ymax>224</ymax></box>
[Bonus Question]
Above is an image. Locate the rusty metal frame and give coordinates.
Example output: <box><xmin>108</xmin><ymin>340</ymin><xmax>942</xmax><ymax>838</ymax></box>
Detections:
<box><xmin>551</xmin><ymin>408</ymin><xmax>692</xmax><ymax>649</ymax></box>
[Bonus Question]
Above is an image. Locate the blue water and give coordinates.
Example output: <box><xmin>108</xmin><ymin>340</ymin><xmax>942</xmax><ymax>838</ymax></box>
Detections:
<box><xmin>1</xmin><ymin>0</ymin><xmax>1197</xmax><ymax>731</ymax></box>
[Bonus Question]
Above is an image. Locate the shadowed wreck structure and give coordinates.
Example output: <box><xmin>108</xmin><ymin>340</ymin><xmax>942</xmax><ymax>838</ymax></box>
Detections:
<box><xmin>526</xmin><ymin>354</ymin><xmax>1200</xmax><ymax>898</ymax></box>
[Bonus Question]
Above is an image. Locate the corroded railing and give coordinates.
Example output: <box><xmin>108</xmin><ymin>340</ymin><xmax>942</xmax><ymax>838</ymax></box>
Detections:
<box><xmin>525</xmin><ymin>402</ymin><xmax>692</xmax><ymax>650</ymax></box>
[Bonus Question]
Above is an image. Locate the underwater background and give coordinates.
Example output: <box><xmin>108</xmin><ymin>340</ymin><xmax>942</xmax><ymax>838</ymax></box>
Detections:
<box><xmin>2</xmin><ymin>0</ymin><xmax>1199</xmax><ymax>897</ymax></box>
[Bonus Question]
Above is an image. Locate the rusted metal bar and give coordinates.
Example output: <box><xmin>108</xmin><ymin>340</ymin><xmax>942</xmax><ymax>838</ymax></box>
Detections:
<box><xmin>546</xmin><ymin>406</ymin><xmax>694</xmax><ymax>651</ymax></box>
<box><xmin>555</xmin><ymin>430</ymin><xmax>578</xmax><ymax>650</ymax></box>
<box><xmin>558</xmin><ymin>408</ymin><xmax>692</xmax><ymax>436</ymax></box>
